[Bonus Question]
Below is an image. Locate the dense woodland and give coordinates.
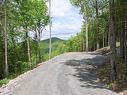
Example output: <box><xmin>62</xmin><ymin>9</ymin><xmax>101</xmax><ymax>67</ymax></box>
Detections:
<box><xmin>0</xmin><ymin>0</ymin><xmax>127</xmax><ymax>89</ymax></box>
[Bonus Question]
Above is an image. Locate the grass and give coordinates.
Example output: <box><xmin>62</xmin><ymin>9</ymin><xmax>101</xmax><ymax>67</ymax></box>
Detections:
<box><xmin>0</xmin><ymin>78</ymin><xmax>10</xmax><ymax>87</ymax></box>
<box><xmin>0</xmin><ymin>74</ymin><xmax>19</xmax><ymax>87</ymax></box>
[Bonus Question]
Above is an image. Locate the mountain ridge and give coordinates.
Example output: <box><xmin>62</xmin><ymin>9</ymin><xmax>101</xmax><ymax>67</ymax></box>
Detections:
<box><xmin>40</xmin><ymin>37</ymin><xmax>66</xmax><ymax>60</ymax></box>
<box><xmin>42</xmin><ymin>37</ymin><xmax>65</xmax><ymax>43</ymax></box>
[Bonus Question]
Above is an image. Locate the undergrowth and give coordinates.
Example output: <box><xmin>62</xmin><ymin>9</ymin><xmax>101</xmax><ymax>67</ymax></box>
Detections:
<box><xmin>96</xmin><ymin>58</ymin><xmax>127</xmax><ymax>92</ymax></box>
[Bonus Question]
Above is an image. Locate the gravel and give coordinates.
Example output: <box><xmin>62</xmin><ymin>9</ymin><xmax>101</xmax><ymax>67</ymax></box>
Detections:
<box><xmin>0</xmin><ymin>52</ymin><xmax>119</xmax><ymax>95</ymax></box>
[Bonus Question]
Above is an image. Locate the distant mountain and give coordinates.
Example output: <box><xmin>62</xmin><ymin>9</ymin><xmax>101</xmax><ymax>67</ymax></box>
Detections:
<box><xmin>40</xmin><ymin>37</ymin><xmax>66</xmax><ymax>60</ymax></box>
<box><xmin>42</xmin><ymin>37</ymin><xmax>65</xmax><ymax>43</ymax></box>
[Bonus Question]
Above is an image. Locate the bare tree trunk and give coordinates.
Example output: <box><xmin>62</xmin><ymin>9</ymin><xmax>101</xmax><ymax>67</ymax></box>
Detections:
<box><xmin>109</xmin><ymin>17</ymin><xmax>117</xmax><ymax>82</ymax></box>
<box><xmin>124</xmin><ymin>15</ymin><xmax>127</xmax><ymax>65</ymax></box>
<box><xmin>105</xmin><ymin>24</ymin><xmax>109</xmax><ymax>47</ymax></box>
<box><xmin>0</xmin><ymin>4</ymin><xmax>7</xmax><ymax>78</ymax></box>
<box><xmin>82</xmin><ymin>31</ymin><xmax>85</xmax><ymax>52</ymax></box>
<box><xmin>95</xmin><ymin>0</ymin><xmax>99</xmax><ymax>49</ymax></box>
<box><xmin>0</xmin><ymin>29</ymin><xmax>5</xmax><ymax>79</ymax></box>
<box><xmin>38</xmin><ymin>27</ymin><xmax>41</xmax><ymax>62</ymax></box>
<box><xmin>83</xmin><ymin>6</ymin><xmax>89</xmax><ymax>52</ymax></box>
<box><xmin>109</xmin><ymin>0</ymin><xmax>117</xmax><ymax>82</ymax></box>
<box><xmin>4</xmin><ymin>1</ymin><xmax>8</xmax><ymax>76</ymax></box>
<box><xmin>120</xmin><ymin>20</ymin><xmax>125</xmax><ymax>59</ymax></box>
<box><xmin>92</xmin><ymin>16</ymin><xmax>96</xmax><ymax>51</ymax></box>
<box><xmin>49</xmin><ymin>0</ymin><xmax>52</xmax><ymax>59</ymax></box>
<box><xmin>102</xmin><ymin>9</ymin><xmax>105</xmax><ymax>48</ymax></box>
<box><xmin>26</xmin><ymin>31</ymin><xmax>32</xmax><ymax>68</ymax></box>
<box><xmin>85</xmin><ymin>16</ymin><xmax>89</xmax><ymax>51</ymax></box>
<box><xmin>82</xmin><ymin>22</ymin><xmax>85</xmax><ymax>52</ymax></box>
<box><xmin>103</xmin><ymin>32</ymin><xmax>105</xmax><ymax>47</ymax></box>
<box><xmin>34</xmin><ymin>26</ymin><xmax>38</xmax><ymax>63</ymax></box>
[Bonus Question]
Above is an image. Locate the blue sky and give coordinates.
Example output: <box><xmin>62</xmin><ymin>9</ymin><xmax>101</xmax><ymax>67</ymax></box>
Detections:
<box><xmin>42</xmin><ymin>0</ymin><xmax>83</xmax><ymax>40</ymax></box>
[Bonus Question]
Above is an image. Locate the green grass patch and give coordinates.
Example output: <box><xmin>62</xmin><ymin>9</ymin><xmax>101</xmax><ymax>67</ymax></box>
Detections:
<box><xmin>0</xmin><ymin>78</ymin><xmax>10</xmax><ymax>87</ymax></box>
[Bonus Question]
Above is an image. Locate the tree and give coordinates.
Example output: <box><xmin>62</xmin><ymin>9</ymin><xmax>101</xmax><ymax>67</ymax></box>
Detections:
<box><xmin>70</xmin><ymin>0</ymin><xmax>109</xmax><ymax>51</ymax></box>
<box><xmin>0</xmin><ymin>0</ymin><xmax>49</xmax><ymax>78</ymax></box>
<box><xmin>70</xmin><ymin>0</ymin><xmax>90</xmax><ymax>51</ymax></box>
<box><xmin>4</xmin><ymin>0</ymin><xmax>8</xmax><ymax>76</ymax></box>
<box><xmin>109</xmin><ymin>0</ymin><xmax>117</xmax><ymax>82</ymax></box>
<box><xmin>0</xmin><ymin>0</ymin><xmax>8</xmax><ymax>78</ymax></box>
<box><xmin>12</xmin><ymin>0</ymin><xmax>49</xmax><ymax>67</ymax></box>
<box><xmin>32</xmin><ymin>0</ymin><xmax>49</xmax><ymax>62</ymax></box>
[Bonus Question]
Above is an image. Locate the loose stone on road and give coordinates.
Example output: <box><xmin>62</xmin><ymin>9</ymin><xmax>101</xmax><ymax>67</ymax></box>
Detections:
<box><xmin>0</xmin><ymin>52</ymin><xmax>119</xmax><ymax>95</ymax></box>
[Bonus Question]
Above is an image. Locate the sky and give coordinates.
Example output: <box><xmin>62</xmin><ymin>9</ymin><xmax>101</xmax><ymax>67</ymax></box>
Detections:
<box><xmin>42</xmin><ymin>0</ymin><xmax>83</xmax><ymax>40</ymax></box>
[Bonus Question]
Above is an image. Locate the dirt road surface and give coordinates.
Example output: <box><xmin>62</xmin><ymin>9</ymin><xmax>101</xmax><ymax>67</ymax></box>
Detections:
<box><xmin>0</xmin><ymin>52</ymin><xmax>119</xmax><ymax>95</ymax></box>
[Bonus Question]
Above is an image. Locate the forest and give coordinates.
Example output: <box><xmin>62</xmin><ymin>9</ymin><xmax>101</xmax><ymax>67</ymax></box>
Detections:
<box><xmin>67</xmin><ymin>0</ymin><xmax>127</xmax><ymax>90</ymax></box>
<box><xmin>0</xmin><ymin>0</ymin><xmax>127</xmax><ymax>91</ymax></box>
<box><xmin>0</xmin><ymin>0</ymin><xmax>49</xmax><ymax>81</ymax></box>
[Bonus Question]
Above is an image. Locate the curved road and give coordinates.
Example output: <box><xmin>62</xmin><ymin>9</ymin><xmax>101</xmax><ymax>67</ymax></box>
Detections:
<box><xmin>0</xmin><ymin>52</ymin><xmax>119</xmax><ymax>95</ymax></box>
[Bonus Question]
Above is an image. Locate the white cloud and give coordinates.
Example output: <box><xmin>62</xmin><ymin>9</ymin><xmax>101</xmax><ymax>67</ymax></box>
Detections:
<box><xmin>43</xmin><ymin>0</ymin><xmax>82</xmax><ymax>40</ymax></box>
<box><xmin>51</xmin><ymin>0</ymin><xmax>72</xmax><ymax>17</ymax></box>
<box><xmin>52</xmin><ymin>22</ymin><xmax>81</xmax><ymax>32</ymax></box>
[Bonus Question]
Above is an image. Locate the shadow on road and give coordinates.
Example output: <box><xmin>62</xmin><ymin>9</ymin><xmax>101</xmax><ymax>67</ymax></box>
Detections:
<box><xmin>64</xmin><ymin>57</ymin><xmax>107</xmax><ymax>89</ymax></box>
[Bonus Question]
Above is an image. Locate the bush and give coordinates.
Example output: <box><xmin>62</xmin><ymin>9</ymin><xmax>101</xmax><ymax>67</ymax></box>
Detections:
<box><xmin>0</xmin><ymin>78</ymin><xmax>10</xmax><ymax>87</ymax></box>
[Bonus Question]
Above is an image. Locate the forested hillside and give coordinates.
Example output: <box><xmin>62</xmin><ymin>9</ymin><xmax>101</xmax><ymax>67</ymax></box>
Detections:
<box><xmin>40</xmin><ymin>37</ymin><xmax>66</xmax><ymax>60</ymax></box>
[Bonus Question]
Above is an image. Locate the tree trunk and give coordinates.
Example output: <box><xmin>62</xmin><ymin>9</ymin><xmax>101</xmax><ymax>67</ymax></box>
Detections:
<box><xmin>0</xmin><ymin>29</ymin><xmax>5</xmax><ymax>79</ymax></box>
<box><xmin>83</xmin><ymin>6</ymin><xmax>89</xmax><ymax>52</ymax></box>
<box><xmin>26</xmin><ymin>30</ymin><xmax>32</xmax><ymax>68</ymax></box>
<box><xmin>103</xmin><ymin>32</ymin><xmax>105</xmax><ymax>47</ymax></box>
<box><xmin>38</xmin><ymin>27</ymin><xmax>41</xmax><ymax>62</ymax></box>
<box><xmin>124</xmin><ymin>15</ymin><xmax>127</xmax><ymax>65</ymax></box>
<box><xmin>82</xmin><ymin>31</ymin><xmax>85</xmax><ymax>52</ymax></box>
<box><xmin>85</xmin><ymin>16</ymin><xmax>89</xmax><ymax>51</ymax></box>
<box><xmin>105</xmin><ymin>24</ymin><xmax>109</xmax><ymax>47</ymax></box>
<box><xmin>4</xmin><ymin>1</ymin><xmax>8</xmax><ymax>76</ymax></box>
<box><xmin>120</xmin><ymin>19</ymin><xmax>125</xmax><ymax>59</ymax></box>
<box><xmin>95</xmin><ymin>0</ymin><xmax>99</xmax><ymax>49</ymax></box>
<box><xmin>109</xmin><ymin>0</ymin><xmax>117</xmax><ymax>82</ymax></box>
<box><xmin>34</xmin><ymin>26</ymin><xmax>39</xmax><ymax>63</ymax></box>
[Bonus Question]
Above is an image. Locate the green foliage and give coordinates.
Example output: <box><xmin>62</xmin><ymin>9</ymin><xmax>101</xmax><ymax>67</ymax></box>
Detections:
<box><xmin>0</xmin><ymin>78</ymin><xmax>10</xmax><ymax>87</ymax></box>
<box><xmin>66</xmin><ymin>32</ymin><xmax>83</xmax><ymax>52</ymax></box>
<box><xmin>66</xmin><ymin>11</ymin><xmax>109</xmax><ymax>52</ymax></box>
<box><xmin>40</xmin><ymin>37</ymin><xmax>66</xmax><ymax>60</ymax></box>
<box><xmin>0</xmin><ymin>0</ymin><xmax>49</xmax><ymax>80</ymax></box>
<box><xmin>69</xmin><ymin>0</ymin><xmax>109</xmax><ymax>51</ymax></box>
<box><xmin>0</xmin><ymin>0</ymin><xmax>127</xmax><ymax>88</ymax></box>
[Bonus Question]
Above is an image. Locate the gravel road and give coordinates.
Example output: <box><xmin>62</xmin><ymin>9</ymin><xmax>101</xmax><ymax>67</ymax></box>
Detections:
<box><xmin>0</xmin><ymin>52</ymin><xmax>119</xmax><ymax>95</ymax></box>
